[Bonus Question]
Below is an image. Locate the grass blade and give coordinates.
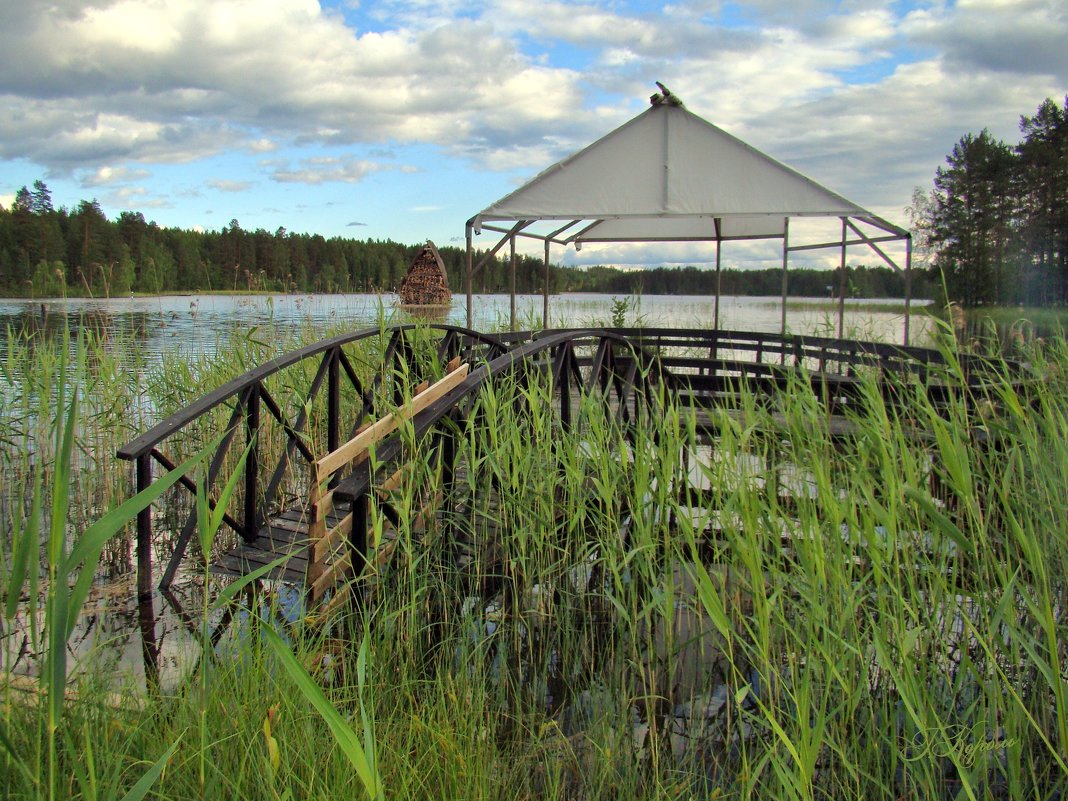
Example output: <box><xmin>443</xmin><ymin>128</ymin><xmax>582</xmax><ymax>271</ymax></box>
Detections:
<box><xmin>261</xmin><ymin>623</ymin><xmax>382</xmax><ymax>800</ymax></box>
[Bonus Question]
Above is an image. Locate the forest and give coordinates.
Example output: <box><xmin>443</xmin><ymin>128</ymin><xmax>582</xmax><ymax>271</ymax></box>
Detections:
<box><xmin>0</xmin><ymin>189</ymin><xmax>919</xmax><ymax>301</ymax></box>
<box><xmin>912</xmin><ymin>96</ymin><xmax>1068</xmax><ymax>307</ymax></box>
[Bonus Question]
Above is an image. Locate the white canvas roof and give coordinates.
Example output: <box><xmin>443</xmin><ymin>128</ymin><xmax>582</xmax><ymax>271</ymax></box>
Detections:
<box><xmin>470</xmin><ymin>100</ymin><xmax>903</xmax><ymax>243</ymax></box>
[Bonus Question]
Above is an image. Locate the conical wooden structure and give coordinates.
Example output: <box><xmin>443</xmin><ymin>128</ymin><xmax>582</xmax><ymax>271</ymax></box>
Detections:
<box><xmin>399</xmin><ymin>240</ymin><xmax>452</xmax><ymax>305</ymax></box>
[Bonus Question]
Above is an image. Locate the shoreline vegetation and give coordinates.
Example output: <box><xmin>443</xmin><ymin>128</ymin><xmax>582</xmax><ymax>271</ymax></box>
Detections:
<box><xmin>2</xmin><ymin>181</ymin><xmax>931</xmax><ymax>300</ymax></box>
<box><xmin>1</xmin><ymin>313</ymin><xmax>1066</xmax><ymax>799</ymax></box>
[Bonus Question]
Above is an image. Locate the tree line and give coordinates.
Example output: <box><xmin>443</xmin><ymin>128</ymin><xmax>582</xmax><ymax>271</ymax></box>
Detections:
<box><xmin>0</xmin><ymin>185</ymin><xmax>919</xmax><ymax>301</ymax></box>
<box><xmin>0</xmin><ymin>188</ymin><xmax>442</xmax><ymax>297</ymax></box>
<box><xmin>913</xmin><ymin>96</ymin><xmax>1068</xmax><ymax>307</ymax></box>
<box><xmin>1</xmin><ymin>181</ymin><xmax>924</xmax><ymax>302</ymax></box>
<box><xmin>557</xmin><ymin>263</ymin><xmax>925</xmax><ymax>299</ymax></box>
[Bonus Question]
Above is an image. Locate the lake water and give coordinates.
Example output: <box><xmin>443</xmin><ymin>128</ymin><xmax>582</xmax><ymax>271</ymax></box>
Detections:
<box><xmin>0</xmin><ymin>291</ymin><xmax>929</xmax><ymax>360</ymax></box>
<box><xmin>0</xmin><ymin>290</ymin><xmax>929</xmax><ymax>693</ymax></box>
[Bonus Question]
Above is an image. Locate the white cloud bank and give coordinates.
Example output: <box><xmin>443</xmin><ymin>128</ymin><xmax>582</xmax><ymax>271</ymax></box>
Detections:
<box><xmin>0</xmin><ymin>0</ymin><xmax>1063</xmax><ymax>253</ymax></box>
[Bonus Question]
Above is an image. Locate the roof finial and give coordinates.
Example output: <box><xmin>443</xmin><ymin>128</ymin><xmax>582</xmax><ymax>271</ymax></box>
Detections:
<box><xmin>650</xmin><ymin>81</ymin><xmax>684</xmax><ymax>107</ymax></box>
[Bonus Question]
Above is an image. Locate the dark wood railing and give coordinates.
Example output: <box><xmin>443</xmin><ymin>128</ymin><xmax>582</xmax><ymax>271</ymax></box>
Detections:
<box><xmin>117</xmin><ymin>325</ymin><xmax>1016</xmax><ymax>610</ymax></box>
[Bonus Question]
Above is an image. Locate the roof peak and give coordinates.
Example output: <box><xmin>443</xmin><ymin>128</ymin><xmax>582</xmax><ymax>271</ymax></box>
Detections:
<box><xmin>650</xmin><ymin>81</ymin><xmax>684</xmax><ymax>108</ymax></box>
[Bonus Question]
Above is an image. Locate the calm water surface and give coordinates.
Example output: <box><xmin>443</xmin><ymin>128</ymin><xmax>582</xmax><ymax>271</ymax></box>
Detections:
<box><xmin>0</xmin><ymin>291</ymin><xmax>929</xmax><ymax>360</ymax></box>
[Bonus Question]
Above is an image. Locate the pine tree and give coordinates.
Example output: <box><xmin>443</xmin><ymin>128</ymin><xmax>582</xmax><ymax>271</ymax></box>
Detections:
<box><xmin>930</xmin><ymin>130</ymin><xmax>1018</xmax><ymax>305</ymax></box>
<box><xmin>1017</xmin><ymin>97</ymin><xmax>1068</xmax><ymax>304</ymax></box>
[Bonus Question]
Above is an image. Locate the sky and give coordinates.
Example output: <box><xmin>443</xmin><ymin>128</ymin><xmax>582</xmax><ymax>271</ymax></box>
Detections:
<box><xmin>0</xmin><ymin>0</ymin><xmax>1065</xmax><ymax>270</ymax></box>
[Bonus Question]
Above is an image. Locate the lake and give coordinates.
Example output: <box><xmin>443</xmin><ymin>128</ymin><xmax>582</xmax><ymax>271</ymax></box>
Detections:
<box><xmin>0</xmin><ymin>291</ymin><xmax>930</xmax><ymax>361</ymax></box>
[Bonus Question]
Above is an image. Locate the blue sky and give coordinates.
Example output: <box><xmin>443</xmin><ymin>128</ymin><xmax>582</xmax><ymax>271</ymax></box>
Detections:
<box><xmin>1</xmin><ymin>0</ymin><xmax>1065</xmax><ymax>269</ymax></box>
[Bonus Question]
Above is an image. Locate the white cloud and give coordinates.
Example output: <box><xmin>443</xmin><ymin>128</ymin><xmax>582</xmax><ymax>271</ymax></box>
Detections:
<box><xmin>0</xmin><ymin>0</ymin><xmax>587</xmax><ymax>171</ymax></box>
<box><xmin>269</xmin><ymin>155</ymin><xmax>386</xmax><ymax>184</ymax></box>
<box><xmin>903</xmin><ymin>0</ymin><xmax>1068</xmax><ymax>77</ymax></box>
<box><xmin>209</xmin><ymin>179</ymin><xmax>253</xmax><ymax>192</ymax></box>
<box><xmin>0</xmin><ymin>0</ymin><xmax>1065</xmax><ymax>249</ymax></box>
<box><xmin>82</xmin><ymin>165</ymin><xmax>152</xmax><ymax>186</ymax></box>
<box><xmin>102</xmin><ymin>184</ymin><xmax>173</xmax><ymax>209</ymax></box>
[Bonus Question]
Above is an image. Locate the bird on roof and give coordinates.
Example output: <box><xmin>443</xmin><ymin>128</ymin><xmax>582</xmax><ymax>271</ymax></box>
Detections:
<box><xmin>650</xmin><ymin>81</ymin><xmax>684</xmax><ymax>107</ymax></box>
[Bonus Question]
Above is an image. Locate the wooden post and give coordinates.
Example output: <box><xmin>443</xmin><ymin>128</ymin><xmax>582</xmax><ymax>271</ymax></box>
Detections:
<box><xmin>328</xmin><ymin>348</ymin><xmax>340</xmax><ymax>485</ymax></box>
<box><xmin>349</xmin><ymin>491</ymin><xmax>368</xmax><ymax>616</ymax></box>
<box><xmin>137</xmin><ymin>587</ymin><xmax>159</xmax><ymax>689</ymax></box>
<box><xmin>136</xmin><ymin>454</ymin><xmax>153</xmax><ymax>599</ymax></box>
<box><xmin>244</xmin><ymin>383</ymin><xmax>260</xmax><ymax>541</ymax></box>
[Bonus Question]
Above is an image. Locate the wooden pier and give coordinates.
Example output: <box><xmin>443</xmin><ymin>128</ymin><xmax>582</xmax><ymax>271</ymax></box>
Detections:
<box><xmin>116</xmin><ymin>324</ymin><xmax>1014</xmax><ymax>630</ymax></box>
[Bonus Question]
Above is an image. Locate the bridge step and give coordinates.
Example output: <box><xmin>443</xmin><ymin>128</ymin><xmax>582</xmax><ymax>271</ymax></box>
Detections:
<box><xmin>210</xmin><ymin>507</ymin><xmax>351</xmax><ymax>584</ymax></box>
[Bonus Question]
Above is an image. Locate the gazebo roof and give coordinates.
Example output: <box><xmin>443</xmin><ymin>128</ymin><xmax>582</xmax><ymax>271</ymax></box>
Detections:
<box><xmin>470</xmin><ymin>94</ymin><xmax>906</xmax><ymax>244</ymax></box>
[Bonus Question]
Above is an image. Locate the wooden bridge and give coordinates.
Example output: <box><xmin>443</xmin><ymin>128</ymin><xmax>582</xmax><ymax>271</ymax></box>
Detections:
<box><xmin>116</xmin><ymin>324</ymin><xmax>1011</xmax><ymax>644</ymax></box>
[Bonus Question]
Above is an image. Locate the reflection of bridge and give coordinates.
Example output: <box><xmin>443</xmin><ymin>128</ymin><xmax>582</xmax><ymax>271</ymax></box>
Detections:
<box><xmin>117</xmin><ymin>324</ymin><xmax>1004</xmax><ymax>661</ymax></box>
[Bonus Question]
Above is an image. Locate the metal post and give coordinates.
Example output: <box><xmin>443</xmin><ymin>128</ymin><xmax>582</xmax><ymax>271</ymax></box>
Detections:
<box><xmin>509</xmin><ymin>234</ymin><xmax>517</xmax><ymax>332</ymax></box>
<box><xmin>244</xmin><ymin>383</ymin><xmax>260</xmax><ymax>541</ymax></box>
<box><xmin>465</xmin><ymin>224</ymin><xmax>473</xmax><ymax>329</ymax></box>
<box><xmin>904</xmin><ymin>237</ymin><xmax>913</xmax><ymax>346</ymax></box>
<box><xmin>543</xmin><ymin>239</ymin><xmax>550</xmax><ymax>329</ymax></box>
<box><xmin>780</xmin><ymin>218</ymin><xmax>790</xmax><ymax>337</ymax></box>
<box><xmin>714</xmin><ymin>238</ymin><xmax>722</xmax><ymax>331</ymax></box>
<box><xmin>838</xmin><ymin>218</ymin><xmax>848</xmax><ymax>339</ymax></box>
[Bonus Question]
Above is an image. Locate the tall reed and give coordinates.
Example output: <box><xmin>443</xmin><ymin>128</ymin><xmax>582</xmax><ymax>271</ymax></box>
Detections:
<box><xmin>2</xmin><ymin>323</ymin><xmax>1065</xmax><ymax>799</ymax></box>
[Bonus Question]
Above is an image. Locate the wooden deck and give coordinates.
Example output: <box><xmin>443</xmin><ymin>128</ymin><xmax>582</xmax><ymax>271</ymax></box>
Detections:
<box><xmin>211</xmin><ymin>508</ymin><xmax>346</xmax><ymax>584</ymax></box>
<box><xmin>111</xmin><ymin>325</ymin><xmax>1016</xmax><ymax>622</ymax></box>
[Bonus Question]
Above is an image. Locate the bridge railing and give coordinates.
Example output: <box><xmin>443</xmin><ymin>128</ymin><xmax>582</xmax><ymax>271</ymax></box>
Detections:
<box><xmin>116</xmin><ymin>324</ymin><xmax>510</xmax><ymax>597</ymax></box>
<box><xmin>116</xmin><ymin>324</ymin><xmax>1015</xmax><ymax>606</ymax></box>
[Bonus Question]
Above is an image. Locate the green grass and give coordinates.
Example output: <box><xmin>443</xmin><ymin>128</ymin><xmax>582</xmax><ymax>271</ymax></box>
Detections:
<box><xmin>2</xmin><ymin>320</ymin><xmax>1066</xmax><ymax>799</ymax></box>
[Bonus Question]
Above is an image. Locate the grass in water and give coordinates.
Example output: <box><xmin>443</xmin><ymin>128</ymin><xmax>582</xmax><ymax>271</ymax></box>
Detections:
<box><xmin>1</xmin><ymin>320</ymin><xmax>1065</xmax><ymax>799</ymax></box>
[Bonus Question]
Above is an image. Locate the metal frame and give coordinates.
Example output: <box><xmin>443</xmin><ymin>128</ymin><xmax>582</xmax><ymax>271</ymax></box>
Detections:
<box><xmin>466</xmin><ymin>215</ymin><xmax>913</xmax><ymax>345</ymax></box>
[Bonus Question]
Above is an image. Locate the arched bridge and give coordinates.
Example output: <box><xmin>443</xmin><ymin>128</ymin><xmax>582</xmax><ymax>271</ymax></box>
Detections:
<box><xmin>116</xmin><ymin>324</ymin><xmax>1008</xmax><ymax>625</ymax></box>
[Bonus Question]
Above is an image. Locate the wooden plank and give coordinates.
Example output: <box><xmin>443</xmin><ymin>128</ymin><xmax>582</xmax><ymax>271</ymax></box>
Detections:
<box><xmin>304</xmin><ymin>358</ymin><xmax>474</xmax><ymax>614</ymax></box>
<box><xmin>312</xmin><ymin>552</ymin><xmax>353</xmax><ymax>601</ymax></box>
<box><xmin>212</xmin><ymin>556</ymin><xmax>307</xmax><ymax>584</ymax></box>
<box><xmin>275</xmin><ymin>508</ymin><xmax>312</xmax><ymax>523</ymax></box>
<box><xmin>319</xmin><ymin>583</ymin><xmax>352</xmax><ymax>618</ymax></box>
<box><xmin>315</xmin><ymin>363</ymin><xmax>470</xmax><ymax>481</ymax></box>
<box><xmin>312</xmin><ymin>488</ymin><xmax>336</xmax><ymax>520</ymax></box>
<box><xmin>312</xmin><ymin>512</ymin><xmax>354</xmax><ymax>563</ymax></box>
<box><xmin>263</xmin><ymin>516</ymin><xmax>311</xmax><ymax>534</ymax></box>
<box><xmin>379</xmin><ymin>462</ymin><xmax>414</xmax><ymax>494</ymax></box>
<box><xmin>224</xmin><ymin>544</ymin><xmax>310</xmax><ymax>568</ymax></box>
<box><xmin>256</xmin><ymin>524</ymin><xmax>312</xmax><ymax>545</ymax></box>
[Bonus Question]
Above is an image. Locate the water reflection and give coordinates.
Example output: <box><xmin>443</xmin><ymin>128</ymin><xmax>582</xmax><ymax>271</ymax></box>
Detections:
<box><xmin>1</xmin><ymin>292</ymin><xmax>929</xmax><ymax>362</ymax></box>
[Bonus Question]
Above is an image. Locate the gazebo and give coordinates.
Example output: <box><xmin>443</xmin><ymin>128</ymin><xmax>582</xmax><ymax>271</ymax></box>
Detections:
<box><xmin>464</xmin><ymin>86</ymin><xmax>913</xmax><ymax>344</ymax></box>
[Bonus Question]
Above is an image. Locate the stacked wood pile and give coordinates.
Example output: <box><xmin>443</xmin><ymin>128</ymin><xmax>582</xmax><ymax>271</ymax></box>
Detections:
<box><xmin>399</xmin><ymin>240</ymin><xmax>452</xmax><ymax>305</ymax></box>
